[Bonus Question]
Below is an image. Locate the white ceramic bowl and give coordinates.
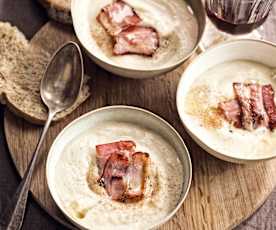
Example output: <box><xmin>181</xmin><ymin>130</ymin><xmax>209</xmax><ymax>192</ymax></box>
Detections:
<box><xmin>71</xmin><ymin>0</ymin><xmax>205</xmax><ymax>79</ymax></box>
<box><xmin>46</xmin><ymin>106</ymin><xmax>192</xmax><ymax>229</ymax></box>
<box><xmin>177</xmin><ymin>39</ymin><xmax>276</xmax><ymax>163</ymax></box>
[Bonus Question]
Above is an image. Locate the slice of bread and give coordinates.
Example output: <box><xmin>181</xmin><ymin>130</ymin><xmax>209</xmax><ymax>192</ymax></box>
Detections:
<box><xmin>37</xmin><ymin>0</ymin><xmax>72</xmax><ymax>24</ymax></box>
<box><xmin>0</xmin><ymin>21</ymin><xmax>91</xmax><ymax>124</ymax></box>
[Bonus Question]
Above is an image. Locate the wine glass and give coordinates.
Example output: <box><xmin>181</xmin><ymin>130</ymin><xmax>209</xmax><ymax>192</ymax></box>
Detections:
<box><xmin>202</xmin><ymin>0</ymin><xmax>275</xmax><ymax>48</ymax></box>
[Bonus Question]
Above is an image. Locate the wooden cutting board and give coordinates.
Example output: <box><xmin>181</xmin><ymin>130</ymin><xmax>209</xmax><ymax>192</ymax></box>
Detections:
<box><xmin>4</xmin><ymin>21</ymin><xmax>276</xmax><ymax>230</ymax></box>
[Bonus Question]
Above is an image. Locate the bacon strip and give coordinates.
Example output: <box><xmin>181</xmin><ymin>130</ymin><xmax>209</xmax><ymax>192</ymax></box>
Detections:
<box><xmin>218</xmin><ymin>99</ymin><xmax>242</xmax><ymax>128</ymax></box>
<box><xmin>233</xmin><ymin>83</ymin><xmax>254</xmax><ymax>131</ymax></box>
<box><xmin>113</xmin><ymin>26</ymin><xmax>159</xmax><ymax>56</ymax></box>
<box><xmin>249</xmin><ymin>84</ymin><xmax>269</xmax><ymax>128</ymax></box>
<box><xmin>262</xmin><ymin>85</ymin><xmax>276</xmax><ymax>130</ymax></box>
<box><xmin>108</xmin><ymin>177</ymin><xmax>126</xmax><ymax>201</ymax></box>
<box><xmin>219</xmin><ymin>83</ymin><xmax>276</xmax><ymax>131</ymax></box>
<box><xmin>125</xmin><ymin>152</ymin><xmax>149</xmax><ymax>199</ymax></box>
<box><xmin>97</xmin><ymin>0</ymin><xmax>141</xmax><ymax>36</ymax></box>
<box><xmin>95</xmin><ymin>141</ymin><xmax>150</xmax><ymax>202</ymax></box>
<box><xmin>96</xmin><ymin>140</ymin><xmax>135</xmax><ymax>178</ymax></box>
<box><xmin>102</xmin><ymin>153</ymin><xmax>129</xmax><ymax>200</ymax></box>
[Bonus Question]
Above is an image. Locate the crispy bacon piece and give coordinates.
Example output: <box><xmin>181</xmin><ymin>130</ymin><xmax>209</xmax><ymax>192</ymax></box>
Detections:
<box><xmin>218</xmin><ymin>99</ymin><xmax>242</xmax><ymax>128</ymax></box>
<box><xmin>95</xmin><ymin>141</ymin><xmax>150</xmax><ymax>202</ymax></box>
<box><xmin>113</xmin><ymin>26</ymin><xmax>159</xmax><ymax>56</ymax></box>
<box><xmin>262</xmin><ymin>85</ymin><xmax>276</xmax><ymax>130</ymax></box>
<box><xmin>233</xmin><ymin>83</ymin><xmax>254</xmax><ymax>131</ymax></box>
<box><xmin>249</xmin><ymin>84</ymin><xmax>269</xmax><ymax>128</ymax></box>
<box><xmin>108</xmin><ymin>177</ymin><xmax>126</xmax><ymax>201</ymax></box>
<box><xmin>103</xmin><ymin>152</ymin><xmax>149</xmax><ymax>201</ymax></box>
<box><xmin>219</xmin><ymin>83</ymin><xmax>276</xmax><ymax>131</ymax></box>
<box><xmin>103</xmin><ymin>153</ymin><xmax>129</xmax><ymax>178</ymax></box>
<box><xmin>96</xmin><ymin>141</ymin><xmax>135</xmax><ymax>177</ymax></box>
<box><xmin>97</xmin><ymin>0</ymin><xmax>141</xmax><ymax>36</ymax></box>
<box><xmin>125</xmin><ymin>152</ymin><xmax>149</xmax><ymax>199</ymax></box>
<box><xmin>102</xmin><ymin>153</ymin><xmax>129</xmax><ymax>200</ymax></box>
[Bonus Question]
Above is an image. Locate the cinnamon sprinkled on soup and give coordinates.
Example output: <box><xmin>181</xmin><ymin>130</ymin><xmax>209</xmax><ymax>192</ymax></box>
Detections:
<box><xmin>185</xmin><ymin>85</ymin><xmax>223</xmax><ymax>129</ymax></box>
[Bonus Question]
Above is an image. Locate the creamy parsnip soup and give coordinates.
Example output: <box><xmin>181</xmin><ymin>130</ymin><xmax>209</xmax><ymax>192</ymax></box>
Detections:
<box><xmin>184</xmin><ymin>60</ymin><xmax>276</xmax><ymax>159</ymax></box>
<box><xmin>54</xmin><ymin>121</ymin><xmax>183</xmax><ymax>230</ymax></box>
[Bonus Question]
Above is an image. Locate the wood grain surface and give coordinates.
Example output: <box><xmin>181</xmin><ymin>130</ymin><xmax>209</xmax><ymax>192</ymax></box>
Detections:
<box><xmin>3</xmin><ymin>20</ymin><xmax>276</xmax><ymax>230</ymax></box>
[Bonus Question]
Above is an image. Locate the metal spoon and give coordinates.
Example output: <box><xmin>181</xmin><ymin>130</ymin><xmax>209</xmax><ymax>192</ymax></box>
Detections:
<box><xmin>0</xmin><ymin>41</ymin><xmax>83</xmax><ymax>230</ymax></box>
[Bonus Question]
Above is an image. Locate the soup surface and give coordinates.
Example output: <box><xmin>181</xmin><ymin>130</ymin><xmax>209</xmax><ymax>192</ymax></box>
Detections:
<box><xmin>54</xmin><ymin>121</ymin><xmax>183</xmax><ymax>229</ymax></box>
<box><xmin>184</xmin><ymin>60</ymin><xmax>276</xmax><ymax>159</ymax></box>
<box><xmin>87</xmin><ymin>0</ymin><xmax>198</xmax><ymax>69</ymax></box>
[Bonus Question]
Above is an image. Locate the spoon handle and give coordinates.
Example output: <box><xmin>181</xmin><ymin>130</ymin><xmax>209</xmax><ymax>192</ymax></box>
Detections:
<box><xmin>0</xmin><ymin>112</ymin><xmax>55</xmax><ymax>230</ymax></box>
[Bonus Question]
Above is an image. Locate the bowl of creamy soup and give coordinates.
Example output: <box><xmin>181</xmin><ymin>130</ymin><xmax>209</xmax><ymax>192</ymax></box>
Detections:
<box><xmin>46</xmin><ymin>106</ymin><xmax>192</xmax><ymax>229</ymax></box>
<box><xmin>71</xmin><ymin>0</ymin><xmax>205</xmax><ymax>78</ymax></box>
<box><xmin>177</xmin><ymin>39</ymin><xmax>276</xmax><ymax>163</ymax></box>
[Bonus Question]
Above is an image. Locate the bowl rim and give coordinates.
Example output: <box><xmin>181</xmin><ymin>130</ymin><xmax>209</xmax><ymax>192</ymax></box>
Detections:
<box><xmin>71</xmin><ymin>0</ymin><xmax>206</xmax><ymax>73</ymax></box>
<box><xmin>176</xmin><ymin>38</ymin><xmax>276</xmax><ymax>163</ymax></box>
<box><xmin>46</xmin><ymin>105</ymin><xmax>192</xmax><ymax>229</ymax></box>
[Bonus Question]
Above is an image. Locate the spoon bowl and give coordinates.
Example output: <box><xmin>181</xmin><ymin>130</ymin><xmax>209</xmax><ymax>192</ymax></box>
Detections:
<box><xmin>41</xmin><ymin>41</ymin><xmax>84</xmax><ymax>113</ymax></box>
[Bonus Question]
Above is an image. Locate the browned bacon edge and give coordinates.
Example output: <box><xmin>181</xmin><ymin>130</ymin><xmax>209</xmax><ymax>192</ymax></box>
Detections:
<box><xmin>233</xmin><ymin>83</ymin><xmax>254</xmax><ymax>131</ymax></box>
<box><xmin>250</xmin><ymin>84</ymin><xmax>269</xmax><ymax>128</ymax></box>
<box><xmin>262</xmin><ymin>85</ymin><xmax>276</xmax><ymax>130</ymax></box>
<box><xmin>125</xmin><ymin>152</ymin><xmax>149</xmax><ymax>200</ymax></box>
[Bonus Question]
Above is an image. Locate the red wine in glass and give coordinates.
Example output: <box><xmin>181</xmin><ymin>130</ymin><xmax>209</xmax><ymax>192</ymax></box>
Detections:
<box><xmin>206</xmin><ymin>0</ymin><xmax>275</xmax><ymax>35</ymax></box>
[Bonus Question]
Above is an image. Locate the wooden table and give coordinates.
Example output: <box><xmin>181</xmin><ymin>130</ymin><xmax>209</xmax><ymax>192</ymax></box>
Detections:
<box><xmin>0</xmin><ymin>0</ymin><xmax>275</xmax><ymax>229</ymax></box>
